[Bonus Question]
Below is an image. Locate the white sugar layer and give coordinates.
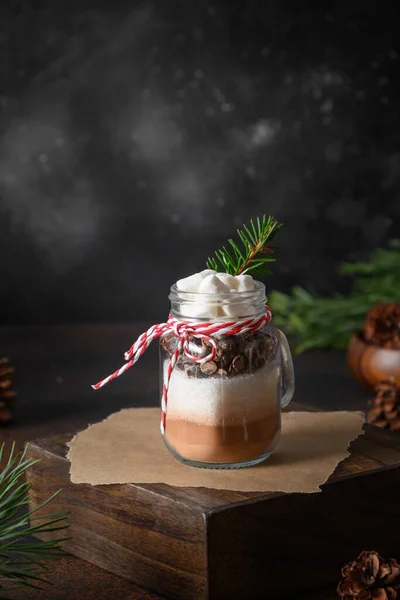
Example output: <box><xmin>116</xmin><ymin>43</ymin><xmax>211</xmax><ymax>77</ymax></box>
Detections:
<box><xmin>164</xmin><ymin>363</ymin><xmax>279</xmax><ymax>427</ymax></box>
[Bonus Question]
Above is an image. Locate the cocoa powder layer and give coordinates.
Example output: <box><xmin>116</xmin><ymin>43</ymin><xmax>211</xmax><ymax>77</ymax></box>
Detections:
<box><xmin>165</xmin><ymin>414</ymin><xmax>281</xmax><ymax>463</ymax></box>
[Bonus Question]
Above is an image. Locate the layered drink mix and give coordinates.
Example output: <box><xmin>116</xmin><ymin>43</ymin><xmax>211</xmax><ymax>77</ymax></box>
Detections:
<box><xmin>161</xmin><ymin>270</ymin><xmax>281</xmax><ymax>465</ymax></box>
<box><xmin>93</xmin><ymin>214</ymin><xmax>290</xmax><ymax>468</ymax></box>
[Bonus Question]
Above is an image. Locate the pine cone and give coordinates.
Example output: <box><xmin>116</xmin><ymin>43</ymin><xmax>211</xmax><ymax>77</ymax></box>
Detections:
<box><xmin>367</xmin><ymin>381</ymin><xmax>400</xmax><ymax>431</ymax></box>
<box><xmin>338</xmin><ymin>551</ymin><xmax>400</xmax><ymax>599</ymax></box>
<box><xmin>363</xmin><ymin>303</ymin><xmax>400</xmax><ymax>349</ymax></box>
<box><xmin>0</xmin><ymin>357</ymin><xmax>16</xmax><ymax>425</ymax></box>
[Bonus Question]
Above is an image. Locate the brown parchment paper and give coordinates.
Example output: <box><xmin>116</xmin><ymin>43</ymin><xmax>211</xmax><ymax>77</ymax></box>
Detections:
<box><xmin>67</xmin><ymin>408</ymin><xmax>364</xmax><ymax>493</ymax></box>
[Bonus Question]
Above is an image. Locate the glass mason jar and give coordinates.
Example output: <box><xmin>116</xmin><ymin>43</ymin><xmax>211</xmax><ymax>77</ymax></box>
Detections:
<box><xmin>160</xmin><ymin>281</ymin><xmax>295</xmax><ymax>468</ymax></box>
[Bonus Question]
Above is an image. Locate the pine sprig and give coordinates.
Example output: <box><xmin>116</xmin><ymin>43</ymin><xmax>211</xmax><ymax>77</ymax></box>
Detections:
<box><xmin>0</xmin><ymin>443</ymin><xmax>70</xmax><ymax>597</ymax></box>
<box><xmin>269</xmin><ymin>240</ymin><xmax>400</xmax><ymax>353</ymax></box>
<box><xmin>206</xmin><ymin>214</ymin><xmax>283</xmax><ymax>277</ymax></box>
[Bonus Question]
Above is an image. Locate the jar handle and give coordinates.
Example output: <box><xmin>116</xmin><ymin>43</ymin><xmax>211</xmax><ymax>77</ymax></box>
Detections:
<box><xmin>276</xmin><ymin>329</ymin><xmax>295</xmax><ymax>408</ymax></box>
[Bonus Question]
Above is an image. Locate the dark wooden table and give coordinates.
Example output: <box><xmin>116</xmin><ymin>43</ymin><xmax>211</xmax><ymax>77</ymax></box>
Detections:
<box><xmin>0</xmin><ymin>324</ymin><xmax>370</xmax><ymax>599</ymax></box>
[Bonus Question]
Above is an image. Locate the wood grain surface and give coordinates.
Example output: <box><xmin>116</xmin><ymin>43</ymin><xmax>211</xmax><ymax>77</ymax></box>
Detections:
<box><xmin>22</xmin><ymin>421</ymin><xmax>400</xmax><ymax>600</ymax></box>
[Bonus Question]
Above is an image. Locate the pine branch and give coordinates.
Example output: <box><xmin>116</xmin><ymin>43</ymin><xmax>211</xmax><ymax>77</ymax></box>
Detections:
<box><xmin>0</xmin><ymin>443</ymin><xmax>70</xmax><ymax>597</ymax></box>
<box><xmin>269</xmin><ymin>240</ymin><xmax>400</xmax><ymax>353</ymax></box>
<box><xmin>206</xmin><ymin>214</ymin><xmax>282</xmax><ymax>277</ymax></box>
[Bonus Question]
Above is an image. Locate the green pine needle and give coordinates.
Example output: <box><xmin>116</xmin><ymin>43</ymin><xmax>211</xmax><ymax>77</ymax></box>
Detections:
<box><xmin>269</xmin><ymin>240</ymin><xmax>400</xmax><ymax>353</ymax></box>
<box><xmin>206</xmin><ymin>214</ymin><xmax>283</xmax><ymax>277</ymax></box>
<box><xmin>0</xmin><ymin>443</ymin><xmax>70</xmax><ymax>597</ymax></box>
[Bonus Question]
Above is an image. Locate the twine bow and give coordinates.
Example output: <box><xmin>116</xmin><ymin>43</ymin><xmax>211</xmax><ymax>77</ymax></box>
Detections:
<box><xmin>92</xmin><ymin>309</ymin><xmax>272</xmax><ymax>433</ymax></box>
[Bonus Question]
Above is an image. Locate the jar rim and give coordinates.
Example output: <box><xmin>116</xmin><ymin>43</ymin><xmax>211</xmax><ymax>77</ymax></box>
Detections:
<box><xmin>169</xmin><ymin>279</ymin><xmax>266</xmax><ymax>300</ymax></box>
<box><xmin>169</xmin><ymin>280</ymin><xmax>267</xmax><ymax>320</ymax></box>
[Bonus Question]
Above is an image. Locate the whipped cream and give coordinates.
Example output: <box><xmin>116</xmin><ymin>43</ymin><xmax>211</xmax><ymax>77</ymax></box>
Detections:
<box><xmin>176</xmin><ymin>270</ymin><xmax>255</xmax><ymax>293</ymax></box>
<box><xmin>175</xmin><ymin>270</ymin><xmax>256</xmax><ymax>318</ymax></box>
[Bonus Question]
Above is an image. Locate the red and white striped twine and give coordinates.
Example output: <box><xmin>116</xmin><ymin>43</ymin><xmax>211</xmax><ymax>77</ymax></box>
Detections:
<box><xmin>92</xmin><ymin>308</ymin><xmax>272</xmax><ymax>434</ymax></box>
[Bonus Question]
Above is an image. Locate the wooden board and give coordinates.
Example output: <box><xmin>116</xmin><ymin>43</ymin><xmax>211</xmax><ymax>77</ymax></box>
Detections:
<box><xmin>26</xmin><ymin>424</ymin><xmax>400</xmax><ymax>600</ymax></box>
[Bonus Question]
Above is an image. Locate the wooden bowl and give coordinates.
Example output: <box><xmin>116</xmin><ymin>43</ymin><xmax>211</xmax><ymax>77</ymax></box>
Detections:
<box><xmin>347</xmin><ymin>330</ymin><xmax>400</xmax><ymax>390</ymax></box>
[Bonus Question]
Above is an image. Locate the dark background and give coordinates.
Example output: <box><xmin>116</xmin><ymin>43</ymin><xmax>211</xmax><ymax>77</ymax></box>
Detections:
<box><xmin>0</xmin><ymin>0</ymin><xmax>399</xmax><ymax>325</ymax></box>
